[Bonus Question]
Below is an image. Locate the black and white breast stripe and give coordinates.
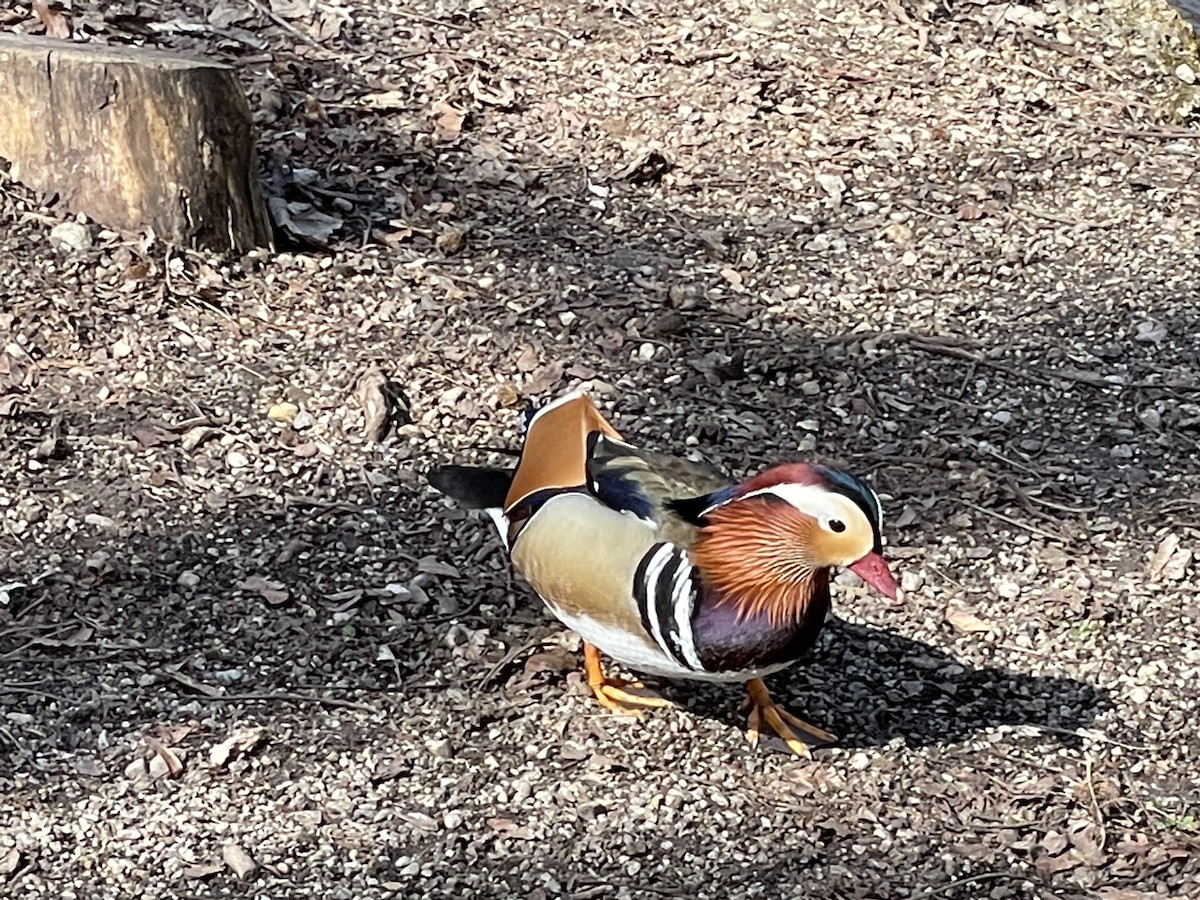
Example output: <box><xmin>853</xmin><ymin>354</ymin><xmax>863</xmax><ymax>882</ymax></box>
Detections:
<box><xmin>632</xmin><ymin>542</ymin><xmax>705</xmax><ymax>672</ymax></box>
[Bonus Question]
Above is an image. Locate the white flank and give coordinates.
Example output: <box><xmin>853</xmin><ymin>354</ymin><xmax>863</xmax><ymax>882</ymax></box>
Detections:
<box><xmin>554</xmin><ymin>603</ymin><xmax>796</xmax><ymax>683</ymax></box>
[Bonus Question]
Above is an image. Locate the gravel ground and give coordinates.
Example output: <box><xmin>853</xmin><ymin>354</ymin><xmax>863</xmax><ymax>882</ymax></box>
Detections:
<box><xmin>2</xmin><ymin>0</ymin><xmax>1200</xmax><ymax>897</ymax></box>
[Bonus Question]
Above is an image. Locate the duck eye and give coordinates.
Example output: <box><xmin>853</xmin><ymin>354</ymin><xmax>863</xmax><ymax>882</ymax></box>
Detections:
<box><xmin>829</xmin><ymin>519</ymin><xmax>846</xmax><ymax>533</ymax></box>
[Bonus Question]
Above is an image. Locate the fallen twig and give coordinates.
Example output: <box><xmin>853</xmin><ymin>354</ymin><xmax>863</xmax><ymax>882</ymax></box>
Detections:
<box><xmin>195</xmin><ymin>690</ymin><xmax>378</xmax><ymax>714</ymax></box>
<box><xmin>927</xmin><ymin>872</ymin><xmax>1011</xmax><ymax>896</ymax></box>
<box><xmin>961</xmin><ymin>500</ymin><xmax>1072</xmax><ymax>543</ymax></box>
<box><xmin>1084</xmin><ymin>753</ymin><xmax>1107</xmax><ymax>851</ymax></box>
<box><xmin>478</xmin><ymin>634</ymin><xmax>555</xmax><ymax>687</ymax></box>
<box><xmin>246</xmin><ymin>0</ymin><xmax>331</xmax><ymax>54</ymax></box>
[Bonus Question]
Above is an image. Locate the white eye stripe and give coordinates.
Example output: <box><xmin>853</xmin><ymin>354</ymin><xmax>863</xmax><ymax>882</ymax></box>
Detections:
<box><xmin>740</xmin><ymin>483</ymin><xmax>873</xmax><ymax>532</ymax></box>
<box><xmin>868</xmin><ymin>485</ymin><xmax>883</xmax><ymax>529</ymax></box>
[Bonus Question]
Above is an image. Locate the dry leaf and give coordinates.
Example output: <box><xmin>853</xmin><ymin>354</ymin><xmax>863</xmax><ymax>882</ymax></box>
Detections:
<box><xmin>496</xmin><ymin>383</ymin><xmax>520</xmax><ymax>406</ymax></box>
<box><xmin>361</xmin><ymin>90</ymin><xmax>409</xmax><ymax>110</ymax></box>
<box><xmin>149</xmin><ymin>723</ymin><xmax>195</xmax><ymax>745</ymax></box>
<box><xmin>1162</xmin><ymin>547</ymin><xmax>1193</xmax><ymax>581</ymax></box>
<box><xmin>370</xmin><ymin>758</ymin><xmax>410</xmax><ymax>784</ymax></box>
<box><xmin>159</xmin><ymin>668</ymin><xmax>223</xmax><ymax>698</ymax></box>
<box><xmin>33</xmin><ymin>416</ymin><xmax>65</xmax><ymax>460</ymax></box>
<box><xmin>238</xmin><ymin>575</ymin><xmax>290</xmax><ymax>606</ymax></box>
<box><xmin>1148</xmin><ymin>533</ymin><xmax>1189</xmax><ymax>581</ymax></box>
<box><xmin>73</xmin><ymin>757</ymin><xmax>104</xmax><ymax>777</ymax></box>
<box><xmin>433</xmin><ymin>103</ymin><xmax>465</xmax><ymax>143</ymax></box>
<box><xmin>147</xmin><ymin>739</ymin><xmax>186</xmax><ymax>778</ymax></box>
<box><xmin>0</xmin><ymin>395</ymin><xmax>21</xmax><ymax>417</ymax></box>
<box><xmin>182</xmin><ymin>861</ymin><xmax>224</xmax><ymax>879</ymax></box>
<box><xmin>208</xmin><ymin>2</ymin><xmax>252</xmax><ymax>27</ymax></box>
<box><xmin>267</xmin><ymin>197</ymin><xmax>342</xmax><ymax>245</ymax></box>
<box><xmin>356</xmin><ymin>368</ymin><xmax>390</xmax><ymax>442</ymax></box>
<box><xmin>486</xmin><ymin>817</ymin><xmax>535</xmax><ymax>840</ymax></box>
<box><xmin>957</xmin><ymin>201</ymin><xmax>984</xmax><ymax>220</ymax></box>
<box><xmin>0</xmin><ymin>848</ymin><xmax>21</xmax><ymax>877</ymax></box>
<box><xmin>417</xmin><ymin>557</ymin><xmax>459</xmax><ymax>578</ymax></box>
<box><xmin>467</xmin><ymin>71</ymin><xmax>517</xmax><ymax>107</ymax></box>
<box><xmin>523</xmin><ymin>647</ymin><xmax>577</xmax><ymax>676</ymax></box>
<box><xmin>222</xmin><ymin>844</ymin><xmax>257</xmax><ymax>880</ymax></box>
<box><xmin>32</xmin><ymin>0</ymin><xmax>71</xmax><ymax>38</ymax></box>
<box><xmin>945</xmin><ymin>602</ymin><xmax>992</xmax><ymax>634</ymax></box>
<box><xmin>523</xmin><ymin>361</ymin><xmax>565</xmax><ymax>396</ymax></box>
<box><xmin>515</xmin><ymin>345</ymin><xmax>539</xmax><ymax>373</ymax></box>
<box><xmin>1034</xmin><ymin>850</ymin><xmax>1082</xmax><ymax>876</ymax></box>
<box><xmin>131</xmin><ymin>421</ymin><xmax>177</xmax><ymax>448</ymax></box>
<box><xmin>268</xmin><ymin>0</ymin><xmax>314</xmax><ymax>18</ymax></box>
<box><xmin>209</xmin><ymin>726</ymin><xmax>266</xmax><ymax>767</ymax></box>
<box><xmin>436</xmin><ymin>228</ymin><xmax>465</xmax><ymax>255</ymax></box>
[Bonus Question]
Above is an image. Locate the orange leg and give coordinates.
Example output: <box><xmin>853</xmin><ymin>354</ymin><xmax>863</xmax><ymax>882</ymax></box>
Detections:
<box><xmin>583</xmin><ymin>642</ymin><xmax>672</xmax><ymax>716</ymax></box>
<box><xmin>743</xmin><ymin>677</ymin><xmax>836</xmax><ymax>758</ymax></box>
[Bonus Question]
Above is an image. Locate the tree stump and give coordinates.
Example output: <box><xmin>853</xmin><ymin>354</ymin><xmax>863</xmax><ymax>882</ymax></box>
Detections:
<box><xmin>0</xmin><ymin>35</ymin><xmax>272</xmax><ymax>253</ymax></box>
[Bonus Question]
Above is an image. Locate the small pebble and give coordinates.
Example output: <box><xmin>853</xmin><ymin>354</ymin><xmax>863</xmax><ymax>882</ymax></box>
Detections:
<box><xmin>426</xmin><ymin>738</ymin><xmax>454</xmax><ymax>759</ymax></box>
<box><xmin>49</xmin><ymin>220</ymin><xmax>92</xmax><ymax>251</ymax></box>
<box><xmin>268</xmin><ymin>402</ymin><xmax>299</xmax><ymax>424</ymax></box>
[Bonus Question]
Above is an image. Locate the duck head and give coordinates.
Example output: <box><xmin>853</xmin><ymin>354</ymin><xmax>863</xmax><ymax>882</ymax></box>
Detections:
<box><xmin>688</xmin><ymin>462</ymin><xmax>900</xmax><ymax>624</ymax></box>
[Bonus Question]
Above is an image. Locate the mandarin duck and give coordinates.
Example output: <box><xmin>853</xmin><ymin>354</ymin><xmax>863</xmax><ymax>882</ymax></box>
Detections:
<box><xmin>429</xmin><ymin>392</ymin><xmax>900</xmax><ymax>756</ymax></box>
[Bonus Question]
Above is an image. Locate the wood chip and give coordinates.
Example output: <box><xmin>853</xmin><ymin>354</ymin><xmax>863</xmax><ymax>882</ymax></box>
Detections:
<box><xmin>221</xmin><ymin>844</ymin><xmax>257</xmax><ymax>880</ymax></box>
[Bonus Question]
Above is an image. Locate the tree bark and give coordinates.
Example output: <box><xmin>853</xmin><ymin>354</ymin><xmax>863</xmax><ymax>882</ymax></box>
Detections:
<box><xmin>0</xmin><ymin>35</ymin><xmax>272</xmax><ymax>253</ymax></box>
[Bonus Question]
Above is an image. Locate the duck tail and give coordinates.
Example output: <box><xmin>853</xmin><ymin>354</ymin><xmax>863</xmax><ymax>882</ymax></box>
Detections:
<box><xmin>427</xmin><ymin>465</ymin><xmax>514</xmax><ymax>509</ymax></box>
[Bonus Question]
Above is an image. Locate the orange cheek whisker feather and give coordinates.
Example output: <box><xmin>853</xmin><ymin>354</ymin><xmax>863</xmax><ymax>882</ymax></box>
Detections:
<box><xmin>690</xmin><ymin>502</ymin><xmax>821</xmax><ymax>628</ymax></box>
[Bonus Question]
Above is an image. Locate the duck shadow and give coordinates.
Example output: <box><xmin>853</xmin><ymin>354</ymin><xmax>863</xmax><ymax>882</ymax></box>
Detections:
<box><xmin>677</xmin><ymin>618</ymin><xmax>1110</xmax><ymax>751</ymax></box>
